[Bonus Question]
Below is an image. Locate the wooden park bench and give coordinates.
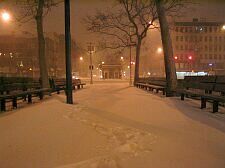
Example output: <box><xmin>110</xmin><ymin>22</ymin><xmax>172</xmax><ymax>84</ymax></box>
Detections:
<box><xmin>177</xmin><ymin>76</ymin><xmax>225</xmax><ymax>113</ymax></box>
<box><xmin>135</xmin><ymin>77</ymin><xmax>166</xmax><ymax>95</ymax></box>
<box><xmin>50</xmin><ymin>78</ymin><xmax>86</xmax><ymax>94</ymax></box>
<box><xmin>0</xmin><ymin>77</ymin><xmax>51</xmax><ymax>112</ymax></box>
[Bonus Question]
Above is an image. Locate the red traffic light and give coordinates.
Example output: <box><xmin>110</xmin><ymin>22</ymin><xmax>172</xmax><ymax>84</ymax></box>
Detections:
<box><xmin>188</xmin><ymin>55</ymin><xmax>192</xmax><ymax>60</ymax></box>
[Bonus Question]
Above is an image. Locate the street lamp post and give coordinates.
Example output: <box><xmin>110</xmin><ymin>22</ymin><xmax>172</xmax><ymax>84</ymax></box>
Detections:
<box><xmin>129</xmin><ymin>44</ymin><xmax>132</xmax><ymax>85</ymax></box>
<box><xmin>157</xmin><ymin>47</ymin><xmax>164</xmax><ymax>76</ymax></box>
<box><xmin>88</xmin><ymin>43</ymin><xmax>94</xmax><ymax>84</ymax></box>
<box><xmin>64</xmin><ymin>0</ymin><xmax>73</xmax><ymax>104</ymax></box>
<box><xmin>129</xmin><ymin>26</ymin><xmax>135</xmax><ymax>86</ymax></box>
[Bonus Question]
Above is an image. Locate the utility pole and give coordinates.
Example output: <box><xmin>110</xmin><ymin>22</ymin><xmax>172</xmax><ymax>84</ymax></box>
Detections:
<box><xmin>64</xmin><ymin>0</ymin><xmax>73</xmax><ymax>104</ymax></box>
<box><xmin>129</xmin><ymin>45</ymin><xmax>132</xmax><ymax>86</ymax></box>
<box><xmin>88</xmin><ymin>42</ymin><xmax>94</xmax><ymax>84</ymax></box>
<box><xmin>129</xmin><ymin>26</ymin><xmax>133</xmax><ymax>86</ymax></box>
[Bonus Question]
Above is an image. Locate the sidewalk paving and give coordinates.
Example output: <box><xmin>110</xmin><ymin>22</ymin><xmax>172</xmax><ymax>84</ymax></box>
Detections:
<box><xmin>0</xmin><ymin>82</ymin><xmax>225</xmax><ymax>168</ymax></box>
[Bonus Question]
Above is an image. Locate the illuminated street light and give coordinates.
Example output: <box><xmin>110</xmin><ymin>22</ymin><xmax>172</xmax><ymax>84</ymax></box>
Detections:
<box><xmin>157</xmin><ymin>47</ymin><xmax>163</xmax><ymax>54</ymax></box>
<box><xmin>102</xmin><ymin>61</ymin><xmax>105</xmax><ymax>64</ymax></box>
<box><xmin>120</xmin><ymin>56</ymin><xmax>124</xmax><ymax>60</ymax></box>
<box><xmin>79</xmin><ymin>56</ymin><xmax>83</xmax><ymax>61</ymax></box>
<box><xmin>19</xmin><ymin>61</ymin><xmax>23</xmax><ymax>67</ymax></box>
<box><xmin>1</xmin><ymin>11</ymin><xmax>11</xmax><ymax>22</ymax></box>
<box><xmin>222</xmin><ymin>25</ymin><xmax>225</xmax><ymax>30</ymax></box>
<box><xmin>174</xmin><ymin>56</ymin><xmax>178</xmax><ymax>60</ymax></box>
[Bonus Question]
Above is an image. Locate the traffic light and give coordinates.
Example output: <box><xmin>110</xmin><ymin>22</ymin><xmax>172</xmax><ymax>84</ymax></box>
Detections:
<box><xmin>188</xmin><ymin>55</ymin><xmax>192</xmax><ymax>60</ymax></box>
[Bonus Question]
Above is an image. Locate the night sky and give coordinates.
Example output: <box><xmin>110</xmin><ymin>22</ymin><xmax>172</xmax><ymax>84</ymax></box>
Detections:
<box><xmin>0</xmin><ymin>0</ymin><xmax>225</xmax><ymax>46</ymax></box>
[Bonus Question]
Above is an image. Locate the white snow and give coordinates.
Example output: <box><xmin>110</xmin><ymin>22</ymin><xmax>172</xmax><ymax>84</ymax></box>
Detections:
<box><xmin>0</xmin><ymin>82</ymin><xmax>225</xmax><ymax>168</ymax></box>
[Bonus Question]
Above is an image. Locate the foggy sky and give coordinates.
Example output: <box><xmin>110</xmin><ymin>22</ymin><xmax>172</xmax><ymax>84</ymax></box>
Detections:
<box><xmin>0</xmin><ymin>0</ymin><xmax>225</xmax><ymax>46</ymax></box>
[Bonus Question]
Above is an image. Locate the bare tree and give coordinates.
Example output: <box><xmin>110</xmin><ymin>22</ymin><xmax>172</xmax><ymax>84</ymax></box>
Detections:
<box><xmin>84</xmin><ymin>0</ymin><xmax>187</xmax><ymax>84</ymax></box>
<box><xmin>84</xmin><ymin>0</ymin><xmax>158</xmax><ymax>83</ymax></box>
<box><xmin>16</xmin><ymin>0</ymin><xmax>62</xmax><ymax>88</ymax></box>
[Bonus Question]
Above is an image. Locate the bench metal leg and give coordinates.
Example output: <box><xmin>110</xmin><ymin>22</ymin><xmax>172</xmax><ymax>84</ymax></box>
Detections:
<box><xmin>181</xmin><ymin>94</ymin><xmax>184</xmax><ymax>100</ymax></box>
<box><xmin>39</xmin><ymin>92</ymin><xmax>44</xmax><ymax>100</ymax></box>
<box><xmin>28</xmin><ymin>94</ymin><xmax>32</xmax><ymax>103</ymax></box>
<box><xmin>12</xmin><ymin>97</ymin><xmax>17</xmax><ymax>109</ymax></box>
<box><xmin>23</xmin><ymin>95</ymin><xmax>27</xmax><ymax>101</ymax></box>
<box><xmin>213</xmin><ymin>101</ymin><xmax>219</xmax><ymax>113</ymax></box>
<box><xmin>163</xmin><ymin>89</ymin><xmax>165</xmax><ymax>95</ymax></box>
<box><xmin>0</xmin><ymin>99</ymin><xmax>6</xmax><ymax>112</ymax></box>
<box><xmin>156</xmin><ymin>89</ymin><xmax>159</xmax><ymax>93</ymax></box>
<box><xmin>201</xmin><ymin>97</ymin><xmax>206</xmax><ymax>109</ymax></box>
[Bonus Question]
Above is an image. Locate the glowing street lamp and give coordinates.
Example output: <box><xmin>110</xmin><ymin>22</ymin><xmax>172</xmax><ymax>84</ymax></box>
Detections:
<box><xmin>1</xmin><ymin>11</ymin><xmax>11</xmax><ymax>22</ymax></box>
<box><xmin>79</xmin><ymin>56</ymin><xmax>83</xmax><ymax>61</ymax></box>
<box><xmin>174</xmin><ymin>56</ymin><xmax>178</xmax><ymax>60</ymax></box>
<box><xmin>157</xmin><ymin>47</ymin><xmax>163</xmax><ymax>54</ymax></box>
<box><xmin>222</xmin><ymin>25</ymin><xmax>225</xmax><ymax>30</ymax></box>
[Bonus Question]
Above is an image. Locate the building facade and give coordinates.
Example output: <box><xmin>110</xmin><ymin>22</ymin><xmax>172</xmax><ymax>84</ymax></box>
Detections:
<box><xmin>100</xmin><ymin>64</ymin><xmax>122</xmax><ymax>79</ymax></box>
<box><xmin>172</xmin><ymin>18</ymin><xmax>225</xmax><ymax>76</ymax></box>
<box><xmin>0</xmin><ymin>34</ymin><xmax>81</xmax><ymax>78</ymax></box>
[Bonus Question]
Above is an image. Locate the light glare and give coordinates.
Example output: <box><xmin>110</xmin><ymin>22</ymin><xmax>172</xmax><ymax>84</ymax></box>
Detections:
<box><xmin>1</xmin><ymin>12</ymin><xmax>11</xmax><ymax>22</ymax></box>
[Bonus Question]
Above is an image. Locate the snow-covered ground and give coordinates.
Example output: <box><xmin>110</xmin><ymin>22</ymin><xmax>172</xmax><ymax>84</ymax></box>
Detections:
<box><xmin>0</xmin><ymin>82</ymin><xmax>225</xmax><ymax>168</ymax></box>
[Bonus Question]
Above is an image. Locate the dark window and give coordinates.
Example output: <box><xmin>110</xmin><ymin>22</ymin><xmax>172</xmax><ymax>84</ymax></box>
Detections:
<box><xmin>180</xmin><ymin>27</ymin><xmax>184</xmax><ymax>32</ymax></box>
<box><xmin>214</xmin><ymin>36</ymin><xmax>217</xmax><ymax>42</ymax></box>
<box><xmin>180</xmin><ymin>45</ymin><xmax>183</xmax><ymax>50</ymax></box>
<box><xmin>209</xmin><ymin>36</ymin><xmax>212</xmax><ymax>42</ymax></box>
<box><xmin>180</xmin><ymin>36</ymin><xmax>183</xmax><ymax>41</ymax></box>
<box><xmin>209</xmin><ymin>27</ymin><xmax>212</xmax><ymax>32</ymax></box>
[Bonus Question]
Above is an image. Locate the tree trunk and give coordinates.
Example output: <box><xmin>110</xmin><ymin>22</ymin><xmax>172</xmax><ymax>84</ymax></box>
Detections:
<box><xmin>134</xmin><ymin>38</ymin><xmax>142</xmax><ymax>84</ymax></box>
<box><xmin>36</xmin><ymin>0</ymin><xmax>49</xmax><ymax>88</ymax></box>
<box><xmin>155</xmin><ymin>0</ymin><xmax>177</xmax><ymax>96</ymax></box>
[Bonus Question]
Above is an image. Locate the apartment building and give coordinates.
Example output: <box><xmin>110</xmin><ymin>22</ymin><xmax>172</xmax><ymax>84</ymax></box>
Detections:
<box><xmin>172</xmin><ymin>18</ymin><xmax>225</xmax><ymax>76</ymax></box>
<box><xmin>0</xmin><ymin>34</ymin><xmax>80</xmax><ymax>77</ymax></box>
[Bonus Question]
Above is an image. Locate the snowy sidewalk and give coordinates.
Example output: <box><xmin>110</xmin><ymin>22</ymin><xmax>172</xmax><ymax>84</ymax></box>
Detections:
<box><xmin>0</xmin><ymin>82</ymin><xmax>225</xmax><ymax>168</ymax></box>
